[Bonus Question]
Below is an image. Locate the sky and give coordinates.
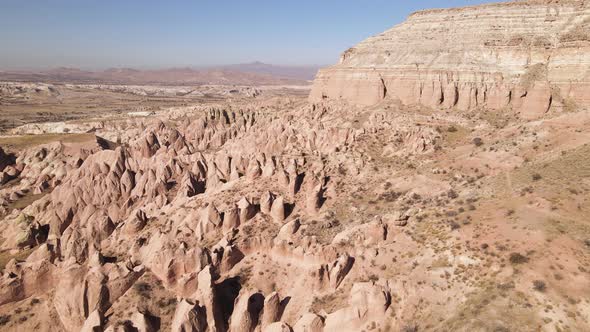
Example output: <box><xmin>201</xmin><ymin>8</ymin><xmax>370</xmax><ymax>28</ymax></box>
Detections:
<box><xmin>0</xmin><ymin>0</ymin><xmax>498</xmax><ymax>70</ymax></box>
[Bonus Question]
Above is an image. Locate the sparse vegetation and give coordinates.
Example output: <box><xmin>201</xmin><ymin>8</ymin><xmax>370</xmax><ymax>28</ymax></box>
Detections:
<box><xmin>0</xmin><ymin>133</ymin><xmax>95</xmax><ymax>150</ymax></box>
<box><xmin>472</xmin><ymin>137</ymin><xmax>484</xmax><ymax>147</ymax></box>
<box><xmin>402</xmin><ymin>323</ymin><xmax>419</xmax><ymax>332</ymax></box>
<box><xmin>133</xmin><ymin>282</ymin><xmax>152</xmax><ymax>297</ymax></box>
<box><xmin>559</xmin><ymin>21</ymin><xmax>590</xmax><ymax>43</ymax></box>
<box><xmin>0</xmin><ymin>315</ymin><xmax>10</xmax><ymax>326</ymax></box>
<box><xmin>509</xmin><ymin>252</ymin><xmax>528</xmax><ymax>264</ymax></box>
<box><xmin>519</xmin><ymin>63</ymin><xmax>547</xmax><ymax>89</ymax></box>
<box><xmin>156</xmin><ymin>298</ymin><xmax>176</xmax><ymax>309</ymax></box>
<box><xmin>447</xmin><ymin>190</ymin><xmax>458</xmax><ymax>199</ymax></box>
<box><xmin>533</xmin><ymin>280</ymin><xmax>546</xmax><ymax>292</ymax></box>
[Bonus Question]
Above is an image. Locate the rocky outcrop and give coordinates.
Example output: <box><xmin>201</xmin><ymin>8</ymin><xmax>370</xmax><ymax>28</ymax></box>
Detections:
<box><xmin>260</xmin><ymin>291</ymin><xmax>281</xmax><ymax>328</ymax></box>
<box><xmin>130</xmin><ymin>310</ymin><xmax>161</xmax><ymax>332</ymax></box>
<box><xmin>171</xmin><ymin>299</ymin><xmax>207</xmax><ymax>332</ymax></box>
<box><xmin>310</xmin><ymin>0</ymin><xmax>590</xmax><ymax>118</ymax></box>
<box><xmin>293</xmin><ymin>314</ymin><xmax>324</xmax><ymax>332</ymax></box>
<box><xmin>229</xmin><ymin>290</ymin><xmax>265</xmax><ymax>332</ymax></box>
<box><xmin>80</xmin><ymin>310</ymin><xmax>104</xmax><ymax>332</ymax></box>
<box><xmin>323</xmin><ymin>282</ymin><xmax>392</xmax><ymax>332</ymax></box>
<box><xmin>3</xmin><ymin>65</ymin><xmax>590</xmax><ymax>331</ymax></box>
<box><xmin>53</xmin><ymin>257</ymin><xmax>144</xmax><ymax>331</ymax></box>
<box><xmin>0</xmin><ymin>147</ymin><xmax>16</xmax><ymax>173</ymax></box>
<box><xmin>263</xmin><ymin>322</ymin><xmax>293</xmax><ymax>332</ymax></box>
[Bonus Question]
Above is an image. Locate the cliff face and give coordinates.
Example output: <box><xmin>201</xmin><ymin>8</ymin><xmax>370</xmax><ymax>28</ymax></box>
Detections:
<box><xmin>310</xmin><ymin>0</ymin><xmax>590</xmax><ymax>118</ymax></box>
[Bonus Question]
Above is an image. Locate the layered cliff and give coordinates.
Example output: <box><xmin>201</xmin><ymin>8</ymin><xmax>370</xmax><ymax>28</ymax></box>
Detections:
<box><xmin>310</xmin><ymin>0</ymin><xmax>590</xmax><ymax>118</ymax></box>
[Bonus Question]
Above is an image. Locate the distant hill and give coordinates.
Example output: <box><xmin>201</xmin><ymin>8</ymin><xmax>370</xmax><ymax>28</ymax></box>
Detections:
<box><xmin>216</xmin><ymin>62</ymin><xmax>320</xmax><ymax>81</ymax></box>
<box><xmin>0</xmin><ymin>62</ymin><xmax>321</xmax><ymax>86</ymax></box>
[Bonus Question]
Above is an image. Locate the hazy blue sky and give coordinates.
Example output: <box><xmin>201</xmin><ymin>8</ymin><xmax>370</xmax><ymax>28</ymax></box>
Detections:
<box><xmin>0</xmin><ymin>0</ymin><xmax>498</xmax><ymax>69</ymax></box>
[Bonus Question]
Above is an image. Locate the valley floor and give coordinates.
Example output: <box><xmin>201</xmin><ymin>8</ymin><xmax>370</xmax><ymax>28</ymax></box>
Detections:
<box><xmin>0</xmin><ymin>86</ymin><xmax>588</xmax><ymax>332</ymax></box>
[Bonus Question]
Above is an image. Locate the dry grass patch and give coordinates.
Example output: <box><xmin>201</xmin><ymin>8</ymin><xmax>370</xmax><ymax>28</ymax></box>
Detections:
<box><xmin>440</xmin><ymin>284</ymin><xmax>539</xmax><ymax>331</ymax></box>
<box><xmin>0</xmin><ymin>133</ymin><xmax>95</xmax><ymax>150</ymax></box>
<box><xmin>441</xmin><ymin>124</ymin><xmax>469</xmax><ymax>146</ymax></box>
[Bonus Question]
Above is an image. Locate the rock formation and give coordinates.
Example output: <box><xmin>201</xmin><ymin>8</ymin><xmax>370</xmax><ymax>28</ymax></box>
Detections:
<box><xmin>311</xmin><ymin>0</ymin><xmax>590</xmax><ymax>118</ymax></box>
<box><xmin>1</xmin><ymin>1</ymin><xmax>590</xmax><ymax>331</ymax></box>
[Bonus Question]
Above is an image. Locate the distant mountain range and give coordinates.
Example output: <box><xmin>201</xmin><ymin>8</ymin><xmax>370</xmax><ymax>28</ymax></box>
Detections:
<box><xmin>0</xmin><ymin>62</ymin><xmax>322</xmax><ymax>86</ymax></box>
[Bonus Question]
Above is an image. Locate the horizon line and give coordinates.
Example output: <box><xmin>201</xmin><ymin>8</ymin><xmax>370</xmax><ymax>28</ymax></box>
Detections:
<box><xmin>0</xmin><ymin>61</ymin><xmax>329</xmax><ymax>72</ymax></box>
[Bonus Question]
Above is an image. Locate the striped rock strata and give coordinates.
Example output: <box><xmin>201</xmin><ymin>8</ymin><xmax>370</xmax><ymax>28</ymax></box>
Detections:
<box><xmin>310</xmin><ymin>0</ymin><xmax>590</xmax><ymax>118</ymax></box>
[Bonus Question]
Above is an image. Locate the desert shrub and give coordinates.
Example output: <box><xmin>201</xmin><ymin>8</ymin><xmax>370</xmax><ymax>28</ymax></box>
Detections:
<box><xmin>560</xmin><ymin>26</ymin><xmax>590</xmax><ymax>42</ymax></box>
<box><xmin>447</xmin><ymin>190</ymin><xmax>458</xmax><ymax>199</ymax></box>
<box><xmin>472</xmin><ymin>137</ymin><xmax>484</xmax><ymax>147</ymax></box>
<box><xmin>533</xmin><ymin>280</ymin><xmax>547</xmax><ymax>292</ymax></box>
<box><xmin>533</xmin><ymin>36</ymin><xmax>552</xmax><ymax>48</ymax></box>
<box><xmin>532</xmin><ymin>173</ymin><xmax>542</xmax><ymax>181</ymax></box>
<box><xmin>133</xmin><ymin>282</ymin><xmax>152</xmax><ymax>297</ymax></box>
<box><xmin>445</xmin><ymin>210</ymin><xmax>458</xmax><ymax>217</ymax></box>
<box><xmin>402</xmin><ymin>324</ymin><xmax>419</xmax><ymax>332</ymax></box>
<box><xmin>157</xmin><ymin>298</ymin><xmax>176</xmax><ymax>308</ymax></box>
<box><xmin>0</xmin><ymin>315</ymin><xmax>10</xmax><ymax>326</ymax></box>
<box><xmin>447</xmin><ymin>126</ymin><xmax>458</xmax><ymax>132</ymax></box>
<box><xmin>493</xmin><ymin>326</ymin><xmax>511</xmax><ymax>332</ymax></box>
<box><xmin>497</xmin><ymin>281</ymin><xmax>515</xmax><ymax>290</ymax></box>
<box><xmin>379</xmin><ymin>191</ymin><xmax>401</xmax><ymax>202</ymax></box>
<box><xmin>509</xmin><ymin>252</ymin><xmax>528</xmax><ymax>264</ymax></box>
<box><xmin>449</xmin><ymin>221</ymin><xmax>461</xmax><ymax>230</ymax></box>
